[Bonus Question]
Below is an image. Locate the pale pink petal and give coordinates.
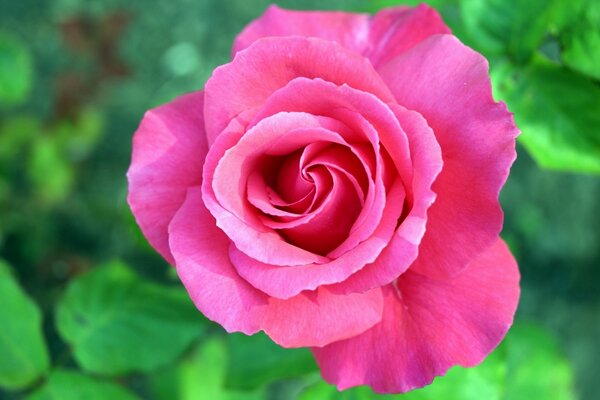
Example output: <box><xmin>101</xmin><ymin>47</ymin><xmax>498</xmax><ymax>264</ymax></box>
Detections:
<box><xmin>313</xmin><ymin>239</ymin><xmax>520</xmax><ymax>393</ymax></box>
<box><xmin>204</xmin><ymin>36</ymin><xmax>395</xmax><ymax>144</ymax></box>
<box><xmin>365</xmin><ymin>4</ymin><xmax>451</xmax><ymax>67</ymax></box>
<box><xmin>233</xmin><ymin>5</ymin><xmax>370</xmax><ymax>56</ymax></box>
<box><xmin>169</xmin><ymin>186</ymin><xmax>267</xmax><ymax>334</ymax></box>
<box><xmin>379</xmin><ymin>35</ymin><xmax>519</xmax><ymax>278</ymax></box>
<box><xmin>330</xmin><ymin>105</ymin><xmax>442</xmax><ymax>294</ymax></box>
<box><xmin>127</xmin><ymin>91</ymin><xmax>207</xmax><ymax>264</ymax></box>
<box><xmin>263</xmin><ymin>286</ymin><xmax>384</xmax><ymax>348</ymax></box>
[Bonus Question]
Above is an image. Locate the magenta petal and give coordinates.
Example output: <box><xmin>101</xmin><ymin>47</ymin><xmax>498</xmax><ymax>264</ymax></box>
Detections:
<box><xmin>229</xmin><ymin>179</ymin><xmax>405</xmax><ymax>299</ymax></box>
<box><xmin>169</xmin><ymin>188</ymin><xmax>384</xmax><ymax>347</ymax></box>
<box><xmin>379</xmin><ymin>35</ymin><xmax>519</xmax><ymax>278</ymax></box>
<box><xmin>313</xmin><ymin>239</ymin><xmax>520</xmax><ymax>393</ymax></box>
<box><xmin>330</xmin><ymin>105</ymin><xmax>442</xmax><ymax>294</ymax></box>
<box><xmin>127</xmin><ymin>91</ymin><xmax>207</xmax><ymax>264</ymax></box>
<box><xmin>365</xmin><ymin>4</ymin><xmax>451</xmax><ymax>67</ymax></box>
<box><xmin>233</xmin><ymin>5</ymin><xmax>370</xmax><ymax>56</ymax></box>
<box><xmin>169</xmin><ymin>186</ymin><xmax>267</xmax><ymax>334</ymax></box>
<box><xmin>263</xmin><ymin>286</ymin><xmax>383</xmax><ymax>348</ymax></box>
<box><xmin>204</xmin><ymin>36</ymin><xmax>395</xmax><ymax>144</ymax></box>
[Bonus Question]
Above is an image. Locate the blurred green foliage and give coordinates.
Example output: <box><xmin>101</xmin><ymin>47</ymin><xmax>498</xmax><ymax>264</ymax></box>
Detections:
<box><xmin>0</xmin><ymin>0</ymin><xmax>598</xmax><ymax>399</ymax></box>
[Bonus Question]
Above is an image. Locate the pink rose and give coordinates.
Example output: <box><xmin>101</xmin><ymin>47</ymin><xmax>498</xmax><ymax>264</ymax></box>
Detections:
<box><xmin>127</xmin><ymin>4</ymin><xmax>520</xmax><ymax>393</ymax></box>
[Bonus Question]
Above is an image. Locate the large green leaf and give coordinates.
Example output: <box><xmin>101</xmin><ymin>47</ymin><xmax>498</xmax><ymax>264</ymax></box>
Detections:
<box><xmin>493</xmin><ymin>58</ymin><xmax>600</xmax><ymax>174</ymax></box>
<box><xmin>560</xmin><ymin>1</ymin><xmax>600</xmax><ymax>80</ymax></box>
<box><xmin>28</xmin><ymin>369</ymin><xmax>138</xmax><ymax>400</ymax></box>
<box><xmin>0</xmin><ymin>32</ymin><xmax>33</xmax><ymax>106</ymax></box>
<box><xmin>56</xmin><ymin>261</ymin><xmax>206</xmax><ymax>375</ymax></box>
<box><xmin>0</xmin><ymin>260</ymin><xmax>49</xmax><ymax>390</ymax></box>
<box><xmin>225</xmin><ymin>332</ymin><xmax>318</xmax><ymax>390</ymax></box>
<box><xmin>298</xmin><ymin>323</ymin><xmax>575</xmax><ymax>400</ymax></box>
<box><xmin>460</xmin><ymin>0</ymin><xmax>555</xmax><ymax>62</ymax></box>
<box><xmin>151</xmin><ymin>337</ymin><xmax>264</xmax><ymax>400</ymax></box>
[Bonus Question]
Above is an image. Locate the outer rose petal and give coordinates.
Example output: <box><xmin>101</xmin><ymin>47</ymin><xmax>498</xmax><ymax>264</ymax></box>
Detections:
<box><xmin>379</xmin><ymin>34</ymin><xmax>519</xmax><ymax>278</ymax></box>
<box><xmin>364</xmin><ymin>4</ymin><xmax>451</xmax><ymax>67</ymax></box>
<box><xmin>127</xmin><ymin>91</ymin><xmax>206</xmax><ymax>264</ymax></box>
<box><xmin>233</xmin><ymin>5</ymin><xmax>370</xmax><ymax>56</ymax></box>
<box><xmin>312</xmin><ymin>239</ymin><xmax>520</xmax><ymax>393</ymax></box>
<box><xmin>169</xmin><ymin>187</ymin><xmax>384</xmax><ymax>346</ymax></box>
<box><xmin>204</xmin><ymin>36</ymin><xmax>395</xmax><ymax>144</ymax></box>
<box><xmin>233</xmin><ymin>5</ymin><xmax>450</xmax><ymax>69</ymax></box>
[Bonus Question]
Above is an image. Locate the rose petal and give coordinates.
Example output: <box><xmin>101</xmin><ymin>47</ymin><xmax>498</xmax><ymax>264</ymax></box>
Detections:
<box><xmin>206</xmin><ymin>112</ymin><xmax>355</xmax><ymax>266</ymax></box>
<box><xmin>233</xmin><ymin>5</ymin><xmax>450</xmax><ymax>69</ymax></box>
<box><xmin>170</xmin><ymin>187</ymin><xmax>384</xmax><ymax>346</ymax></box>
<box><xmin>127</xmin><ymin>91</ymin><xmax>207</xmax><ymax>264</ymax></box>
<box><xmin>233</xmin><ymin>5</ymin><xmax>370</xmax><ymax>56</ymax></box>
<box><xmin>169</xmin><ymin>186</ymin><xmax>267</xmax><ymax>334</ymax></box>
<box><xmin>263</xmin><ymin>286</ymin><xmax>384</xmax><ymax>348</ymax></box>
<box><xmin>330</xmin><ymin>105</ymin><xmax>442</xmax><ymax>294</ymax></box>
<box><xmin>365</xmin><ymin>4</ymin><xmax>451</xmax><ymax>67</ymax></box>
<box><xmin>229</xmin><ymin>179</ymin><xmax>405</xmax><ymax>299</ymax></box>
<box><xmin>312</xmin><ymin>239</ymin><xmax>520</xmax><ymax>393</ymax></box>
<box><xmin>204</xmin><ymin>36</ymin><xmax>395</xmax><ymax>144</ymax></box>
<box><xmin>379</xmin><ymin>34</ymin><xmax>519</xmax><ymax>278</ymax></box>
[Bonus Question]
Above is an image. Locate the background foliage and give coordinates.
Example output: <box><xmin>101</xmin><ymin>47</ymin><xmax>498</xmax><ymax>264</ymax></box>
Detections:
<box><xmin>1</xmin><ymin>0</ymin><xmax>598</xmax><ymax>399</ymax></box>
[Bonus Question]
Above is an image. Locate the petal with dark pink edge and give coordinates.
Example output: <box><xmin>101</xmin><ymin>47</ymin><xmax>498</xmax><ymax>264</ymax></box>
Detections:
<box><xmin>233</xmin><ymin>5</ymin><xmax>370</xmax><ymax>56</ymax></box>
<box><xmin>204</xmin><ymin>36</ymin><xmax>395</xmax><ymax>144</ymax></box>
<box><xmin>169</xmin><ymin>187</ymin><xmax>385</xmax><ymax>346</ymax></box>
<box><xmin>127</xmin><ymin>91</ymin><xmax>206</xmax><ymax>264</ymax></box>
<box><xmin>379</xmin><ymin>34</ymin><xmax>519</xmax><ymax>279</ymax></box>
<box><xmin>365</xmin><ymin>4</ymin><xmax>451</xmax><ymax>67</ymax></box>
<box><xmin>312</xmin><ymin>239</ymin><xmax>520</xmax><ymax>394</ymax></box>
<box><xmin>330</xmin><ymin>105</ymin><xmax>442</xmax><ymax>294</ymax></box>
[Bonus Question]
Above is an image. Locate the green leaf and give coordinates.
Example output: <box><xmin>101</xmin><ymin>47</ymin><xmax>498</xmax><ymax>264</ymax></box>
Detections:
<box><xmin>297</xmin><ymin>323</ymin><xmax>575</xmax><ymax>400</ymax></box>
<box><xmin>0</xmin><ymin>32</ymin><xmax>33</xmax><ymax>106</ymax></box>
<box><xmin>28</xmin><ymin>369</ymin><xmax>138</xmax><ymax>400</ymax></box>
<box><xmin>493</xmin><ymin>58</ymin><xmax>600</xmax><ymax>174</ymax></box>
<box><xmin>502</xmin><ymin>324</ymin><xmax>576</xmax><ymax>400</ymax></box>
<box><xmin>225</xmin><ymin>332</ymin><xmax>318</xmax><ymax>390</ymax></box>
<box><xmin>151</xmin><ymin>337</ymin><xmax>264</xmax><ymax>400</ymax></box>
<box><xmin>460</xmin><ymin>0</ymin><xmax>555</xmax><ymax>62</ymax></box>
<box><xmin>0</xmin><ymin>260</ymin><xmax>49</xmax><ymax>390</ymax></box>
<box><xmin>560</xmin><ymin>1</ymin><xmax>600</xmax><ymax>80</ymax></box>
<box><xmin>27</xmin><ymin>136</ymin><xmax>75</xmax><ymax>205</ymax></box>
<box><xmin>56</xmin><ymin>261</ymin><xmax>206</xmax><ymax>375</ymax></box>
<box><xmin>0</xmin><ymin>116</ymin><xmax>39</xmax><ymax>164</ymax></box>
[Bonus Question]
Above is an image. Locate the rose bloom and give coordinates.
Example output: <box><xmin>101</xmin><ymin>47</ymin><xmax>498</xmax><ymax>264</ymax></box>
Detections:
<box><xmin>127</xmin><ymin>4</ymin><xmax>520</xmax><ymax>394</ymax></box>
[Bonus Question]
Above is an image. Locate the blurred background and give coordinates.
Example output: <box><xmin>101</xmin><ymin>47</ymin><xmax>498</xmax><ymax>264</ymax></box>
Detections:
<box><xmin>0</xmin><ymin>0</ymin><xmax>598</xmax><ymax>399</ymax></box>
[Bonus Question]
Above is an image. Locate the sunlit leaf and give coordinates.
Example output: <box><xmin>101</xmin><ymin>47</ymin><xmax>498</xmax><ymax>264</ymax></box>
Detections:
<box><xmin>28</xmin><ymin>369</ymin><xmax>138</xmax><ymax>400</ymax></box>
<box><xmin>460</xmin><ymin>0</ymin><xmax>554</xmax><ymax>62</ymax></box>
<box><xmin>151</xmin><ymin>337</ymin><xmax>264</xmax><ymax>400</ymax></box>
<box><xmin>56</xmin><ymin>260</ymin><xmax>206</xmax><ymax>375</ymax></box>
<box><xmin>493</xmin><ymin>57</ymin><xmax>600</xmax><ymax>174</ymax></box>
<box><xmin>0</xmin><ymin>260</ymin><xmax>49</xmax><ymax>390</ymax></box>
<box><xmin>560</xmin><ymin>1</ymin><xmax>600</xmax><ymax>80</ymax></box>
